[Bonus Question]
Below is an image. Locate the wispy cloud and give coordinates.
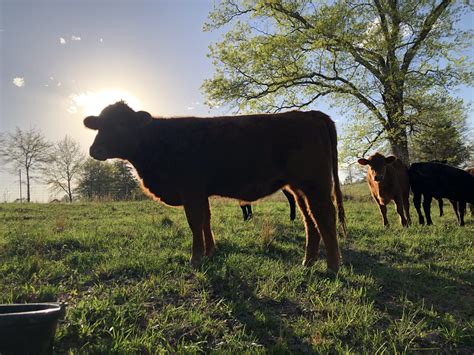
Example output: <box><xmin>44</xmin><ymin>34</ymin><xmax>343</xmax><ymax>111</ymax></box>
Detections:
<box><xmin>71</xmin><ymin>35</ymin><xmax>81</xmax><ymax>41</ymax></box>
<box><xmin>59</xmin><ymin>37</ymin><xmax>67</xmax><ymax>44</ymax></box>
<box><xmin>99</xmin><ymin>38</ymin><xmax>104</xmax><ymax>43</ymax></box>
<box><xmin>12</xmin><ymin>77</ymin><xmax>25</xmax><ymax>87</ymax></box>
<box><xmin>187</xmin><ymin>106</ymin><xmax>195</xmax><ymax>111</ymax></box>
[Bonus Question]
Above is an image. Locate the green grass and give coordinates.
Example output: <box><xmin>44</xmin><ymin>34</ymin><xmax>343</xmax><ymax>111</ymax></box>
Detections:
<box><xmin>1</xmin><ymin>187</ymin><xmax>473</xmax><ymax>353</ymax></box>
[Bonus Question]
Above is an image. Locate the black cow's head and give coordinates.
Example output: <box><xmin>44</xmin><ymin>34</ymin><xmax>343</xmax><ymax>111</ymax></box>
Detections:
<box><xmin>84</xmin><ymin>101</ymin><xmax>152</xmax><ymax>161</ymax></box>
<box><xmin>358</xmin><ymin>153</ymin><xmax>396</xmax><ymax>182</ymax></box>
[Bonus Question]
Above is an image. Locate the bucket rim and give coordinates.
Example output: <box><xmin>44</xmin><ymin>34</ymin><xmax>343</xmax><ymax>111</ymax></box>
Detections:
<box><xmin>0</xmin><ymin>303</ymin><xmax>62</xmax><ymax>318</ymax></box>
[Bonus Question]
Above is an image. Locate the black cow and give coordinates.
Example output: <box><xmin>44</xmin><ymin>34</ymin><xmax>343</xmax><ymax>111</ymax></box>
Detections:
<box><xmin>240</xmin><ymin>189</ymin><xmax>296</xmax><ymax>221</ymax></box>
<box><xmin>409</xmin><ymin>162</ymin><xmax>474</xmax><ymax>226</ymax></box>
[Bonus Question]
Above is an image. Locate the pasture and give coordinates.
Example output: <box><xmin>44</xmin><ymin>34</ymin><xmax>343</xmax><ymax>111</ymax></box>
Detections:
<box><xmin>0</xmin><ymin>184</ymin><xmax>473</xmax><ymax>353</ymax></box>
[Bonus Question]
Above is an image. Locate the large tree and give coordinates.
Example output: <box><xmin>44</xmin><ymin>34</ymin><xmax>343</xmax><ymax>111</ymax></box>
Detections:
<box><xmin>42</xmin><ymin>136</ymin><xmax>86</xmax><ymax>202</ymax></box>
<box><xmin>409</xmin><ymin>94</ymin><xmax>471</xmax><ymax>166</ymax></box>
<box><xmin>203</xmin><ymin>0</ymin><xmax>473</xmax><ymax>164</ymax></box>
<box><xmin>110</xmin><ymin>161</ymin><xmax>139</xmax><ymax>200</ymax></box>
<box><xmin>76</xmin><ymin>159</ymin><xmax>115</xmax><ymax>200</ymax></box>
<box><xmin>76</xmin><ymin>159</ymin><xmax>141</xmax><ymax>201</ymax></box>
<box><xmin>0</xmin><ymin>127</ymin><xmax>52</xmax><ymax>202</ymax></box>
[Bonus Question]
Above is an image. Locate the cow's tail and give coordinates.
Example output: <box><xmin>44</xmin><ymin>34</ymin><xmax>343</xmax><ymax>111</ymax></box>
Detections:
<box><xmin>326</xmin><ymin>116</ymin><xmax>347</xmax><ymax>239</ymax></box>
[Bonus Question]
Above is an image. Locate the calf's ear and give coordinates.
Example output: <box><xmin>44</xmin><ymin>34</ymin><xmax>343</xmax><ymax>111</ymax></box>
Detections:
<box><xmin>84</xmin><ymin>116</ymin><xmax>101</xmax><ymax>130</ymax></box>
<box><xmin>135</xmin><ymin>111</ymin><xmax>152</xmax><ymax>124</ymax></box>
<box><xmin>385</xmin><ymin>156</ymin><xmax>396</xmax><ymax>164</ymax></box>
<box><xmin>358</xmin><ymin>158</ymin><xmax>369</xmax><ymax>166</ymax></box>
<box><xmin>135</xmin><ymin>111</ymin><xmax>151</xmax><ymax>120</ymax></box>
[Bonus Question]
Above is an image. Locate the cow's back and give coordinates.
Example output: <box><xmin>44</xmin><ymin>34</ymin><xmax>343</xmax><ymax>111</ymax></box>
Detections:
<box><xmin>409</xmin><ymin>162</ymin><xmax>474</xmax><ymax>203</ymax></box>
<box><xmin>137</xmin><ymin>110</ymin><xmax>335</xmax><ymax>201</ymax></box>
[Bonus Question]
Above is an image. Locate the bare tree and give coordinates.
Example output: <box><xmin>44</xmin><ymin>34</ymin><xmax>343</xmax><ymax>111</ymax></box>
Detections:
<box><xmin>42</xmin><ymin>136</ymin><xmax>86</xmax><ymax>202</ymax></box>
<box><xmin>0</xmin><ymin>127</ymin><xmax>52</xmax><ymax>202</ymax></box>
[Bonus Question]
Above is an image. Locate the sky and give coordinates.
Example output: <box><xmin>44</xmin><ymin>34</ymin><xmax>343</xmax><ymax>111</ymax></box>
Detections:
<box><xmin>0</xmin><ymin>0</ymin><xmax>473</xmax><ymax>202</ymax></box>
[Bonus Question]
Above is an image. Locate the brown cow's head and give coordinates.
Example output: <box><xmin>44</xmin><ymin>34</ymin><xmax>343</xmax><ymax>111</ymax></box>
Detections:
<box><xmin>84</xmin><ymin>101</ymin><xmax>152</xmax><ymax>161</ymax></box>
<box><xmin>358</xmin><ymin>153</ymin><xmax>396</xmax><ymax>182</ymax></box>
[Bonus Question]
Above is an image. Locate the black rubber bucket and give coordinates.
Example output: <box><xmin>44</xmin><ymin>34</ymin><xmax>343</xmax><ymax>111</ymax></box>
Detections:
<box><xmin>0</xmin><ymin>303</ymin><xmax>64</xmax><ymax>355</ymax></box>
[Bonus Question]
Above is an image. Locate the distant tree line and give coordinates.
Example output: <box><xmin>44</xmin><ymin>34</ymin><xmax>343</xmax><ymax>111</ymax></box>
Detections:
<box><xmin>0</xmin><ymin>128</ymin><xmax>144</xmax><ymax>202</ymax></box>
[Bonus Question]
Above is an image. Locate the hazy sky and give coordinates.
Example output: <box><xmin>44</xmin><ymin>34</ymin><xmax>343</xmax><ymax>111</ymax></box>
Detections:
<box><xmin>0</xmin><ymin>0</ymin><xmax>472</xmax><ymax>201</ymax></box>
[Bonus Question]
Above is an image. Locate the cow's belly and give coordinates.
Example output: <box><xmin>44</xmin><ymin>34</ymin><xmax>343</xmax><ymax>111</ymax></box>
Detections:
<box><xmin>209</xmin><ymin>178</ymin><xmax>286</xmax><ymax>202</ymax></box>
<box><xmin>142</xmin><ymin>181</ymin><xmax>183</xmax><ymax>206</ymax></box>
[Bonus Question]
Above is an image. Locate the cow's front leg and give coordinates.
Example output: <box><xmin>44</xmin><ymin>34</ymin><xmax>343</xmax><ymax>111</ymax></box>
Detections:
<box><xmin>183</xmin><ymin>194</ymin><xmax>206</xmax><ymax>266</ymax></box>
<box><xmin>458</xmin><ymin>201</ymin><xmax>466</xmax><ymax>227</ymax></box>
<box><xmin>422</xmin><ymin>195</ymin><xmax>433</xmax><ymax>225</ymax></box>
<box><xmin>413</xmin><ymin>192</ymin><xmax>424</xmax><ymax>225</ymax></box>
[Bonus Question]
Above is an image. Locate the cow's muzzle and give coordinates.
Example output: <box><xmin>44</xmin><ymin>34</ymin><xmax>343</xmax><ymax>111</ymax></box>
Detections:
<box><xmin>89</xmin><ymin>146</ymin><xmax>108</xmax><ymax>161</ymax></box>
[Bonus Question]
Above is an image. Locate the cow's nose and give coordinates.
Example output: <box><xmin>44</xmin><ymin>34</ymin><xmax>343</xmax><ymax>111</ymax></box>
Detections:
<box><xmin>90</xmin><ymin>146</ymin><xmax>107</xmax><ymax>160</ymax></box>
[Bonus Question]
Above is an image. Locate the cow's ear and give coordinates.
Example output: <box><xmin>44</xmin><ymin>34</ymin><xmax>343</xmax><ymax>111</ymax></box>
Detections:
<box><xmin>358</xmin><ymin>158</ymin><xmax>369</xmax><ymax>166</ymax></box>
<box><xmin>84</xmin><ymin>116</ymin><xmax>101</xmax><ymax>130</ymax></box>
<box><xmin>385</xmin><ymin>156</ymin><xmax>396</xmax><ymax>164</ymax></box>
<box><xmin>135</xmin><ymin>111</ymin><xmax>152</xmax><ymax>124</ymax></box>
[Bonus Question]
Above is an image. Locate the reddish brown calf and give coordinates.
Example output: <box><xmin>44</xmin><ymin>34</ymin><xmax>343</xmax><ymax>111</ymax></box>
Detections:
<box><xmin>84</xmin><ymin>102</ymin><xmax>346</xmax><ymax>272</ymax></box>
<box><xmin>358</xmin><ymin>153</ymin><xmax>411</xmax><ymax>227</ymax></box>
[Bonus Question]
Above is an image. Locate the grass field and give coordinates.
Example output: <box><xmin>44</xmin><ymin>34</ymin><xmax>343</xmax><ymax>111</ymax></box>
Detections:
<box><xmin>1</xmin><ymin>184</ymin><xmax>473</xmax><ymax>353</ymax></box>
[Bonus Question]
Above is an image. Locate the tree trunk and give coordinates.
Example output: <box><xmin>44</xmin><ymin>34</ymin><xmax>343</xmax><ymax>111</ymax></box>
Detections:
<box><xmin>67</xmin><ymin>179</ymin><xmax>73</xmax><ymax>203</ymax></box>
<box><xmin>26</xmin><ymin>168</ymin><xmax>31</xmax><ymax>202</ymax></box>
<box><xmin>385</xmin><ymin>92</ymin><xmax>410</xmax><ymax>165</ymax></box>
<box><xmin>388</xmin><ymin>132</ymin><xmax>410</xmax><ymax>166</ymax></box>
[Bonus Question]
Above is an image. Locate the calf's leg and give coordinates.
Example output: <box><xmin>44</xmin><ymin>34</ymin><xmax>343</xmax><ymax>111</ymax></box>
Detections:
<box><xmin>300</xmin><ymin>184</ymin><xmax>340</xmax><ymax>273</ymax></box>
<box><xmin>413</xmin><ymin>192</ymin><xmax>425</xmax><ymax>225</ymax></box>
<box><xmin>291</xmin><ymin>190</ymin><xmax>321</xmax><ymax>268</ymax></box>
<box><xmin>438</xmin><ymin>199</ymin><xmax>444</xmax><ymax>217</ymax></box>
<box><xmin>183</xmin><ymin>195</ymin><xmax>207</xmax><ymax>266</ymax></box>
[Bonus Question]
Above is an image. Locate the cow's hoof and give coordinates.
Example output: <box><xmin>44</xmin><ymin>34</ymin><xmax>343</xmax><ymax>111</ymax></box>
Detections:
<box><xmin>327</xmin><ymin>266</ymin><xmax>339</xmax><ymax>275</ymax></box>
<box><xmin>189</xmin><ymin>255</ymin><xmax>203</xmax><ymax>268</ymax></box>
<box><xmin>205</xmin><ymin>245</ymin><xmax>217</xmax><ymax>257</ymax></box>
<box><xmin>302</xmin><ymin>258</ymin><xmax>316</xmax><ymax>267</ymax></box>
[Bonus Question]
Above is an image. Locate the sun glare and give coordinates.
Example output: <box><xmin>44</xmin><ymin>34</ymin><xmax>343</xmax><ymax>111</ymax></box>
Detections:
<box><xmin>69</xmin><ymin>89</ymin><xmax>143</xmax><ymax>116</ymax></box>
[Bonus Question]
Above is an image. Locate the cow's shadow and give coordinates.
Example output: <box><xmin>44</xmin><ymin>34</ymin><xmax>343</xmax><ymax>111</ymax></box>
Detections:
<box><xmin>203</xmin><ymin>220</ymin><xmax>472</xmax><ymax>351</ymax></box>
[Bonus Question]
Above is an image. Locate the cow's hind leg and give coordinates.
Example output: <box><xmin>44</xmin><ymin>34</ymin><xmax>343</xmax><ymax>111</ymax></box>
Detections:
<box><xmin>203</xmin><ymin>198</ymin><xmax>216</xmax><ymax>256</ymax></box>
<box><xmin>438</xmin><ymin>199</ymin><xmax>444</xmax><ymax>217</ymax></box>
<box><xmin>449</xmin><ymin>200</ymin><xmax>460</xmax><ymax>225</ymax></box>
<box><xmin>413</xmin><ymin>192</ymin><xmax>425</xmax><ymax>225</ymax></box>
<box><xmin>282</xmin><ymin>189</ymin><xmax>296</xmax><ymax>221</ymax></box>
<box><xmin>183</xmin><ymin>195</ymin><xmax>207</xmax><ymax>266</ymax></box>
<box><xmin>300</xmin><ymin>184</ymin><xmax>340</xmax><ymax>273</ymax></box>
<box><xmin>395</xmin><ymin>196</ymin><xmax>408</xmax><ymax>227</ymax></box>
<box><xmin>458</xmin><ymin>201</ymin><xmax>466</xmax><ymax>227</ymax></box>
<box><xmin>403</xmin><ymin>193</ymin><xmax>411</xmax><ymax>225</ymax></box>
<box><xmin>291</xmin><ymin>189</ymin><xmax>321</xmax><ymax>267</ymax></box>
<box><xmin>423</xmin><ymin>195</ymin><xmax>433</xmax><ymax>225</ymax></box>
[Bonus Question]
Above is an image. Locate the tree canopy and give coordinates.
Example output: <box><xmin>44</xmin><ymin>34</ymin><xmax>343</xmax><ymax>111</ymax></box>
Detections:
<box><xmin>203</xmin><ymin>0</ymin><xmax>473</xmax><ymax>164</ymax></box>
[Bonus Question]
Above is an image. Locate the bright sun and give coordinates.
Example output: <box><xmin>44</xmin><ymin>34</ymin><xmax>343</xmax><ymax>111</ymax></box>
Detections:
<box><xmin>69</xmin><ymin>89</ymin><xmax>143</xmax><ymax>116</ymax></box>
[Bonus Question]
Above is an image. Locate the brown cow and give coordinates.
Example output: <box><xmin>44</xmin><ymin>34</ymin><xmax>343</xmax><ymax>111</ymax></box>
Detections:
<box><xmin>358</xmin><ymin>153</ymin><xmax>411</xmax><ymax>227</ymax></box>
<box><xmin>84</xmin><ymin>102</ymin><xmax>346</xmax><ymax>272</ymax></box>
